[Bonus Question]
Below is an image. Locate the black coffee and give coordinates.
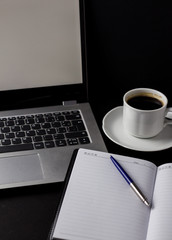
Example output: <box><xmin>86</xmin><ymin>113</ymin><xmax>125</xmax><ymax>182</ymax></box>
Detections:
<box><xmin>127</xmin><ymin>95</ymin><xmax>163</xmax><ymax>110</ymax></box>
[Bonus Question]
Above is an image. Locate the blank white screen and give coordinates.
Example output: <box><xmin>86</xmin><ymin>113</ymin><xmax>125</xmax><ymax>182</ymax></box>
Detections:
<box><xmin>0</xmin><ymin>0</ymin><xmax>82</xmax><ymax>91</ymax></box>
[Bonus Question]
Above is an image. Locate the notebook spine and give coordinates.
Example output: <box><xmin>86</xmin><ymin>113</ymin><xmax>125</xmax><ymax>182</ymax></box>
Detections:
<box><xmin>47</xmin><ymin>149</ymin><xmax>79</xmax><ymax>240</ymax></box>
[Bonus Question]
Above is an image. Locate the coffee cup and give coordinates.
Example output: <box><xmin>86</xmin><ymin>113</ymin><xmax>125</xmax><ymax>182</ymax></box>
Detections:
<box><xmin>123</xmin><ymin>88</ymin><xmax>172</xmax><ymax>138</ymax></box>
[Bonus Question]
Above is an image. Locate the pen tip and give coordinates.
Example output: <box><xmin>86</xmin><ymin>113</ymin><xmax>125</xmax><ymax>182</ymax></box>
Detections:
<box><xmin>145</xmin><ymin>200</ymin><xmax>150</xmax><ymax>207</ymax></box>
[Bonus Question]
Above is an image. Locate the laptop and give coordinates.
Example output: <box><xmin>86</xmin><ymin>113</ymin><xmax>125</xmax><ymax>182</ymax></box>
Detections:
<box><xmin>0</xmin><ymin>0</ymin><xmax>106</xmax><ymax>189</ymax></box>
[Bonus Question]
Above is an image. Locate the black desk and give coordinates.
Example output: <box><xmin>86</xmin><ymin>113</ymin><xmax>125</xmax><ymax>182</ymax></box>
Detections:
<box><xmin>0</xmin><ymin>183</ymin><xmax>64</xmax><ymax>240</ymax></box>
<box><xmin>0</xmin><ymin>102</ymin><xmax>171</xmax><ymax>240</ymax></box>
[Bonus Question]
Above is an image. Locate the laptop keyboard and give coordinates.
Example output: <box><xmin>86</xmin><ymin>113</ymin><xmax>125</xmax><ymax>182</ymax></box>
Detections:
<box><xmin>0</xmin><ymin>110</ymin><xmax>90</xmax><ymax>153</ymax></box>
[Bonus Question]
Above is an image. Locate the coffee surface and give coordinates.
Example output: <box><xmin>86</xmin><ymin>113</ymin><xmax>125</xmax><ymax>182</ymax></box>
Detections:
<box><xmin>127</xmin><ymin>96</ymin><xmax>163</xmax><ymax>110</ymax></box>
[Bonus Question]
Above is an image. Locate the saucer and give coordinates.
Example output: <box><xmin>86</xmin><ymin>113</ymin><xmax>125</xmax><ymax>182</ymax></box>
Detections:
<box><xmin>102</xmin><ymin>106</ymin><xmax>172</xmax><ymax>152</ymax></box>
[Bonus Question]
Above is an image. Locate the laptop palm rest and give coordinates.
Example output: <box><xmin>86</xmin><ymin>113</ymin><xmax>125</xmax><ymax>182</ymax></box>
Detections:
<box><xmin>0</xmin><ymin>154</ymin><xmax>44</xmax><ymax>185</ymax></box>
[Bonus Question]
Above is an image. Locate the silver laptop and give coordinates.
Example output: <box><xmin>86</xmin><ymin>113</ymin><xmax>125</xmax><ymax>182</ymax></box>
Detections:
<box><xmin>0</xmin><ymin>0</ymin><xmax>106</xmax><ymax>189</ymax></box>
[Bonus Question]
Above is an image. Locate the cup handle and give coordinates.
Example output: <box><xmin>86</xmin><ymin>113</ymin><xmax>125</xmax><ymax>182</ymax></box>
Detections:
<box><xmin>165</xmin><ymin>107</ymin><xmax>172</xmax><ymax>126</ymax></box>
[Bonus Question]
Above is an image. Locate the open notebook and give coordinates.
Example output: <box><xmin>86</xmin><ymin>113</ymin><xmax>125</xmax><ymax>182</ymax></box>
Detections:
<box><xmin>50</xmin><ymin>148</ymin><xmax>172</xmax><ymax>240</ymax></box>
<box><xmin>0</xmin><ymin>0</ymin><xmax>106</xmax><ymax>189</ymax></box>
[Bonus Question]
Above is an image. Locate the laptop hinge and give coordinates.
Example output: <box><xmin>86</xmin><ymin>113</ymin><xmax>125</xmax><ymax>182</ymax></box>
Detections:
<box><xmin>62</xmin><ymin>100</ymin><xmax>77</xmax><ymax>106</ymax></box>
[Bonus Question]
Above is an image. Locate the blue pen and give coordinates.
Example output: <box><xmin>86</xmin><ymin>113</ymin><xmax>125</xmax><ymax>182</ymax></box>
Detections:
<box><xmin>110</xmin><ymin>155</ymin><xmax>150</xmax><ymax>207</ymax></box>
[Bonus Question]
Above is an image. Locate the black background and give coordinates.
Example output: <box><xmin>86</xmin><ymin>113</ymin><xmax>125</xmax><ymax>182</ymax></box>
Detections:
<box><xmin>85</xmin><ymin>1</ymin><xmax>172</xmax><ymax>104</ymax></box>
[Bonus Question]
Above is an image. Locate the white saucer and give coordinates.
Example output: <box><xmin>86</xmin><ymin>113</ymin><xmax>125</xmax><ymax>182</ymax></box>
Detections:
<box><xmin>102</xmin><ymin>106</ymin><xmax>172</xmax><ymax>152</ymax></box>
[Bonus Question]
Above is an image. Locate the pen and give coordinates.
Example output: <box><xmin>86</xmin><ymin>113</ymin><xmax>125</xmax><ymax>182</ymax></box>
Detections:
<box><xmin>110</xmin><ymin>155</ymin><xmax>150</xmax><ymax>207</ymax></box>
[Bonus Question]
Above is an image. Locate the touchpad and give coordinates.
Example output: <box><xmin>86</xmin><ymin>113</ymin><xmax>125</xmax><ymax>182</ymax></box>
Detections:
<box><xmin>0</xmin><ymin>154</ymin><xmax>44</xmax><ymax>185</ymax></box>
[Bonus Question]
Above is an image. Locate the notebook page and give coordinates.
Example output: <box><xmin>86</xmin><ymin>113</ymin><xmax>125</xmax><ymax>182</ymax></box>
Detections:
<box><xmin>53</xmin><ymin>149</ymin><xmax>157</xmax><ymax>240</ymax></box>
<box><xmin>146</xmin><ymin>163</ymin><xmax>172</xmax><ymax>240</ymax></box>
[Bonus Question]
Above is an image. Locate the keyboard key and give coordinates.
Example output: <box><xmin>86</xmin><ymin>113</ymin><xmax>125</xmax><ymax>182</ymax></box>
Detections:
<box><xmin>55</xmin><ymin>140</ymin><xmax>67</xmax><ymax>147</ymax></box>
<box><xmin>12</xmin><ymin>138</ymin><xmax>22</xmax><ymax>145</ymax></box>
<box><xmin>42</xmin><ymin>123</ymin><xmax>51</xmax><ymax>129</ymax></box>
<box><xmin>8</xmin><ymin>117</ymin><xmax>16</xmax><ymax>120</ymax></box>
<box><xmin>67</xmin><ymin>138</ymin><xmax>78</xmax><ymax>145</ymax></box>
<box><xmin>36</xmin><ymin>129</ymin><xmax>46</xmax><ymax>135</ymax></box>
<box><xmin>16</xmin><ymin>131</ymin><xmax>25</xmax><ymax>138</ymax></box>
<box><xmin>62</xmin><ymin>111</ymin><xmax>71</xmax><ymax>115</ymax></box>
<box><xmin>79</xmin><ymin>137</ymin><xmax>90</xmax><ymax>144</ymax></box>
<box><xmin>44</xmin><ymin>135</ymin><xmax>53</xmax><ymax>141</ymax></box>
<box><xmin>1</xmin><ymin>127</ymin><xmax>10</xmax><ymax>133</ymax></box>
<box><xmin>45</xmin><ymin>141</ymin><xmax>55</xmax><ymax>148</ymax></box>
<box><xmin>34</xmin><ymin>142</ymin><xmax>44</xmax><ymax>149</ymax></box>
<box><xmin>61</xmin><ymin>121</ymin><xmax>71</xmax><ymax>127</ymax></box>
<box><xmin>34</xmin><ymin>136</ymin><xmax>43</xmax><ymax>142</ymax></box>
<box><xmin>35</xmin><ymin>117</ymin><xmax>45</xmax><ymax>123</ymax></box>
<box><xmin>46</xmin><ymin>116</ymin><xmax>55</xmax><ymax>122</ymax></box>
<box><xmin>26</xmin><ymin>115</ymin><xmax>34</xmax><ymax>119</ymax></box>
<box><xmin>71</xmin><ymin>110</ymin><xmax>80</xmax><ymax>114</ymax></box>
<box><xmin>56</xmin><ymin>116</ymin><xmax>65</xmax><ymax>121</ymax></box>
<box><xmin>1</xmin><ymin>118</ymin><xmax>7</xmax><ymax>121</ymax></box>
<box><xmin>6</xmin><ymin>120</ymin><xmax>15</xmax><ymax>126</ymax></box>
<box><xmin>53</xmin><ymin>112</ymin><xmax>61</xmax><ymax>116</ymax></box>
<box><xmin>23</xmin><ymin>137</ymin><xmax>32</xmax><ymax>143</ymax></box>
<box><xmin>65</xmin><ymin>114</ymin><xmax>81</xmax><ymax>120</ymax></box>
<box><xmin>5</xmin><ymin>133</ymin><xmax>15</xmax><ymax>139</ymax></box>
<box><xmin>26</xmin><ymin>130</ymin><xmax>36</xmax><ymax>137</ymax></box>
<box><xmin>35</xmin><ymin>114</ymin><xmax>43</xmax><ymax>118</ymax></box>
<box><xmin>47</xmin><ymin>128</ymin><xmax>56</xmax><ymax>134</ymax></box>
<box><xmin>25</xmin><ymin>118</ymin><xmax>35</xmax><ymax>124</ymax></box>
<box><xmin>1</xmin><ymin>139</ymin><xmax>11</xmax><ymax>145</ymax></box>
<box><xmin>65</xmin><ymin>131</ymin><xmax>87</xmax><ymax>139</ymax></box>
<box><xmin>11</xmin><ymin>126</ymin><xmax>21</xmax><ymax>132</ymax></box>
<box><xmin>52</xmin><ymin>121</ymin><xmax>61</xmax><ymax>128</ymax></box>
<box><xmin>22</xmin><ymin>125</ymin><xmax>31</xmax><ymax>131</ymax></box>
<box><xmin>17</xmin><ymin>116</ymin><xmax>25</xmax><ymax>119</ymax></box>
<box><xmin>31</xmin><ymin>124</ymin><xmax>41</xmax><ymax>130</ymax></box>
<box><xmin>44</xmin><ymin>113</ymin><xmax>52</xmax><ymax>117</ymax></box>
<box><xmin>0</xmin><ymin>143</ymin><xmax>34</xmax><ymax>153</ymax></box>
<box><xmin>57</xmin><ymin>127</ymin><xmax>66</xmax><ymax>133</ymax></box>
<box><xmin>16</xmin><ymin>119</ymin><xmax>25</xmax><ymax>125</ymax></box>
<box><xmin>53</xmin><ymin>134</ymin><xmax>64</xmax><ymax>140</ymax></box>
<box><xmin>67</xmin><ymin>126</ymin><xmax>77</xmax><ymax>132</ymax></box>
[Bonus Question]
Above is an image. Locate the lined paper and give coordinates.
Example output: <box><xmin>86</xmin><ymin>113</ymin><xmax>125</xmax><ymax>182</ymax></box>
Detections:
<box><xmin>53</xmin><ymin>149</ymin><xmax>157</xmax><ymax>240</ymax></box>
<box><xmin>146</xmin><ymin>163</ymin><xmax>172</xmax><ymax>240</ymax></box>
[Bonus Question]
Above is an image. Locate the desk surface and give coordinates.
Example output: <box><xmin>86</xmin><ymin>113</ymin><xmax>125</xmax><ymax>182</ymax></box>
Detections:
<box><xmin>0</xmin><ymin>101</ymin><xmax>172</xmax><ymax>240</ymax></box>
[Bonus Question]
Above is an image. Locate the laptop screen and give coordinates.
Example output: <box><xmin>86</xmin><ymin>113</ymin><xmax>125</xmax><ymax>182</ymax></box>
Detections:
<box><xmin>0</xmin><ymin>0</ymin><xmax>87</xmax><ymax>109</ymax></box>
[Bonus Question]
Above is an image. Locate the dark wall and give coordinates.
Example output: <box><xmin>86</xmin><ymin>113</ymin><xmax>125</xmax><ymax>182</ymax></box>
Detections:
<box><xmin>85</xmin><ymin>1</ymin><xmax>172</xmax><ymax>109</ymax></box>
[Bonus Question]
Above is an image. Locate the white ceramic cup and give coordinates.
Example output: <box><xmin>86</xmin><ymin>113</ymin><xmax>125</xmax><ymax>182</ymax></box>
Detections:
<box><xmin>123</xmin><ymin>88</ymin><xmax>172</xmax><ymax>138</ymax></box>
